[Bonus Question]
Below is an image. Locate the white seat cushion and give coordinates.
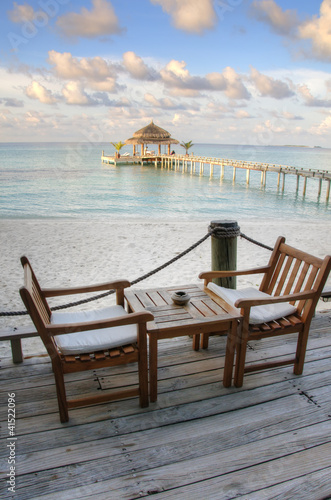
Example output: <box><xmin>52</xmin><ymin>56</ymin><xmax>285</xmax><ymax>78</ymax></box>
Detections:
<box><xmin>207</xmin><ymin>283</ymin><xmax>297</xmax><ymax>325</ymax></box>
<box><xmin>52</xmin><ymin>305</ymin><xmax>137</xmax><ymax>355</ymax></box>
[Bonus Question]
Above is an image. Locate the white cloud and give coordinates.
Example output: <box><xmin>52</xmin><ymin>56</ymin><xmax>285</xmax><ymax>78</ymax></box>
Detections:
<box><xmin>275</xmin><ymin>111</ymin><xmax>303</xmax><ymax>121</ymax></box>
<box><xmin>297</xmin><ymin>83</ymin><xmax>331</xmax><ymax>107</ymax></box>
<box><xmin>151</xmin><ymin>0</ymin><xmax>217</xmax><ymax>34</ymax></box>
<box><xmin>0</xmin><ymin>97</ymin><xmax>24</xmax><ymax>107</ymax></box>
<box><xmin>253</xmin><ymin>119</ymin><xmax>286</xmax><ymax>136</ymax></box>
<box><xmin>205</xmin><ymin>72</ymin><xmax>226</xmax><ymax>91</ymax></box>
<box><xmin>144</xmin><ymin>92</ymin><xmax>187</xmax><ymax>109</ymax></box>
<box><xmin>250</xmin><ymin>0</ymin><xmax>298</xmax><ymax>35</ymax></box>
<box><xmin>251</xmin><ymin>0</ymin><xmax>331</xmax><ymax>62</ymax></box>
<box><xmin>250</xmin><ymin>67</ymin><xmax>294</xmax><ymax>99</ymax></box>
<box><xmin>221</xmin><ymin>67</ymin><xmax>251</xmax><ymax>100</ymax></box>
<box><xmin>160</xmin><ymin>60</ymin><xmax>250</xmax><ymax>99</ymax></box>
<box><xmin>25</xmin><ymin>110</ymin><xmax>42</xmax><ymax>124</ymax></box>
<box><xmin>8</xmin><ymin>2</ymin><xmax>35</xmax><ymax>23</ymax></box>
<box><xmin>236</xmin><ymin>110</ymin><xmax>251</xmax><ymax>119</ymax></box>
<box><xmin>298</xmin><ymin>0</ymin><xmax>331</xmax><ymax>61</ymax></box>
<box><xmin>56</xmin><ymin>0</ymin><xmax>122</xmax><ymax>39</ymax></box>
<box><xmin>48</xmin><ymin>51</ymin><xmax>118</xmax><ymax>92</ymax></box>
<box><xmin>168</xmin><ymin>88</ymin><xmax>201</xmax><ymax>97</ymax></box>
<box><xmin>0</xmin><ymin>109</ymin><xmax>14</xmax><ymax>126</ymax></box>
<box><xmin>25</xmin><ymin>81</ymin><xmax>57</xmax><ymax>104</ymax></box>
<box><xmin>310</xmin><ymin>114</ymin><xmax>331</xmax><ymax>135</ymax></box>
<box><xmin>123</xmin><ymin>51</ymin><xmax>157</xmax><ymax>80</ymax></box>
<box><xmin>161</xmin><ymin>60</ymin><xmax>209</xmax><ymax>95</ymax></box>
<box><xmin>206</xmin><ymin>101</ymin><xmax>229</xmax><ymax>114</ymax></box>
<box><xmin>62</xmin><ymin>82</ymin><xmax>90</xmax><ymax>105</ymax></box>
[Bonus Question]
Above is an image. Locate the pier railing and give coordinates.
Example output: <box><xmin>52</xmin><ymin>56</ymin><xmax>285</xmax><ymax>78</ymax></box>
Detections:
<box><xmin>101</xmin><ymin>152</ymin><xmax>331</xmax><ymax>202</ymax></box>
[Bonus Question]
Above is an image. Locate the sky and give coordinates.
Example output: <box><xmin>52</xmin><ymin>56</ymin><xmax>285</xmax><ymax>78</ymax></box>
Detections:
<box><xmin>0</xmin><ymin>0</ymin><xmax>331</xmax><ymax>146</ymax></box>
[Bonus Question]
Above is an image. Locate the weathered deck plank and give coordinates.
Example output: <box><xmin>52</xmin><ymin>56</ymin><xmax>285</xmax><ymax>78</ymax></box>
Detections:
<box><xmin>1</xmin><ymin>312</ymin><xmax>330</xmax><ymax>499</ymax></box>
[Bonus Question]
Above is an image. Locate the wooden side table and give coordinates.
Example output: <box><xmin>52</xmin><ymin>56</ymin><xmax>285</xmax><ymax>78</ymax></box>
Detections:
<box><xmin>125</xmin><ymin>284</ymin><xmax>241</xmax><ymax>402</ymax></box>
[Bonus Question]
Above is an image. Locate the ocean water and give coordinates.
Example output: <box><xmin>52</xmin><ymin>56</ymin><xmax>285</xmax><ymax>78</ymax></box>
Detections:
<box><xmin>0</xmin><ymin>142</ymin><xmax>330</xmax><ymax>221</ymax></box>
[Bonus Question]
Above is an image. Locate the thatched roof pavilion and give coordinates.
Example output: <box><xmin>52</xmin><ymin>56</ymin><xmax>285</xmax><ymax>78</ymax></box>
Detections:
<box><xmin>125</xmin><ymin>120</ymin><xmax>179</xmax><ymax>155</ymax></box>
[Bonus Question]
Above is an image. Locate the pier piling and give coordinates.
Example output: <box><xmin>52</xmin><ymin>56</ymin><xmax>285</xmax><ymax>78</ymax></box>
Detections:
<box><xmin>101</xmin><ymin>152</ymin><xmax>330</xmax><ymax>202</ymax></box>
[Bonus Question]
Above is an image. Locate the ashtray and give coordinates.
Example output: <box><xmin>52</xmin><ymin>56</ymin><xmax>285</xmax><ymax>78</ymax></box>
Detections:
<box><xmin>171</xmin><ymin>291</ymin><xmax>191</xmax><ymax>305</ymax></box>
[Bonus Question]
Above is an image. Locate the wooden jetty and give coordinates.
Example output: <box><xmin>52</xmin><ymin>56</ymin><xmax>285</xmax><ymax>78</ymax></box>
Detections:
<box><xmin>1</xmin><ymin>310</ymin><xmax>331</xmax><ymax>499</ymax></box>
<box><xmin>101</xmin><ymin>152</ymin><xmax>331</xmax><ymax>202</ymax></box>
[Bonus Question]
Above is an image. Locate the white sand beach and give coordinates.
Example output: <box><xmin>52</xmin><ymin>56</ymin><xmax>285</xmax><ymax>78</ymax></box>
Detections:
<box><xmin>1</xmin><ymin>218</ymin><xmax>330</xmax><ymax>358</ymax></box>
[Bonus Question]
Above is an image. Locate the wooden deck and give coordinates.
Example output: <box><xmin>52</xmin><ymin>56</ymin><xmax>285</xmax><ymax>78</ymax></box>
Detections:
<box><xmin>1</xmin><ymin>311</ymin><xmax>331</xmax><ymax>499</ymax></box>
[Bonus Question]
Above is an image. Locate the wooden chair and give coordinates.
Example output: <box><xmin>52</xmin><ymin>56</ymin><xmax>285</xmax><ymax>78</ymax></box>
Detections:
<box><xmin>199</xmin><ymin>237</ymin><xmax>331</xmax><ymax>387</ymax></box>
<box><xmin>19</xmin><ymin>256</ymin><xmax>153</xmax><ymax>422</ymax></box>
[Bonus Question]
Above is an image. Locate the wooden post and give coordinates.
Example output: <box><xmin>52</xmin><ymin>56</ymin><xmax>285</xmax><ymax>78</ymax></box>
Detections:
<box><xmin>246</xmin><ymin>169</ymin><xmax>250</xmax><ymax>184</ymax></box>
<box><xmin>326</xmin><ymin>180</ymin><xmax>330</xmax><ymax>202</ymax></box>
<box><xmin>209</xmin><ymin>220</ymin><xmax>239</xmax><ymax>289</ymax></box>
<box><xmin>296</xmin><ymin>174</ymin><xmax>300</xmax><ymax>192</ymax></box>
<box><xmin>303</xmin><ymin>176</ymin><xmax>307</xmax><ymax>197</ymax></box>
<box><xmin>318</xmin><ymin>178</ymin><xmax>322</xmax><ymax>198</ymax></box>
<box><xmin>233</xmin><ymin>166</ymin><xmax>236</xmax><ymax>183</ymax></box>
<box><xmin>282</xmin><ymin>172</ymin><xmax>286</xmax><ymax>192</ymax></box>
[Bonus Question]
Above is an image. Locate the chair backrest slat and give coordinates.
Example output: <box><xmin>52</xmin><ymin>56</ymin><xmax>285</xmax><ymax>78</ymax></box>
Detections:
<box><xmin>292</xmin><ymin>261</ymin><xmax>310</xmax><ymax>298</ymax></box>
<box><xmin>19</xmin><ymin>257</ymin><xmax>58</xmax><ymax>359</ymax></box>
<box><xmin>284</xmin><ymin>258</ymin><xmax>302</xmax><ymax>296</ymax></box>
<box><xmin>266</xmin><ymin>252</ymin><xmax>286</xmax><ymax>295</ymax></box>
<box><xmin>296</xmin><ymin>265</ymin><xmax>319</xmax><ymax>315</ymax></box>
<box><xmin>32</xmin><ymin>280</ymin><xmax>50</xmax><ymax>325</ymax></box>
<box><xmin>281</xmin><ymin>243</ymin><xmax>323</xmax><ymax>267</ymax></box>
<box><xmin>274</xmin><ymin>255</ymin><xmax>294</xmax><ymax>296</ymax></box>
<box><xmin>259</xmin><ymin>239</ymin><xmax>330</xmax><ymax>321</ymax></box>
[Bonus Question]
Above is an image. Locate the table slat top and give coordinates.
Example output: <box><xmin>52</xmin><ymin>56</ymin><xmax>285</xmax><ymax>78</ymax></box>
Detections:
<box><xmin>125</xmin><ymin>283</ymin><xmax>240</xmax><ymax>333</ymax></box>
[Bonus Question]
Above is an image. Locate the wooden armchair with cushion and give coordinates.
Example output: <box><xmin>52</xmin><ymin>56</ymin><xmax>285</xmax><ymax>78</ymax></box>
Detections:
<box><xmin>199</xmin><ymin>237</ymin><xmax>331</xmax><ymax>387</ymax></box>
<box><xmin>19</xmin><ymin>256</ymin><xmax>153</xmax><ymax>423</ymax></box>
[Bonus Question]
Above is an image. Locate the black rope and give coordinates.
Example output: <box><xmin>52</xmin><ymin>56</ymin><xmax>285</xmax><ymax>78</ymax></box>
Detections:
<box><xmin>240</xmin><ymin>232</ymin><xmax>273</xmax><ymax>251</ymax></box>
<box><xmin>0</xmin><ymin>228</ymin><xmax>272</xmax><ymax>317</ymax></box>
<box><xmin>131</xmin><ymin>231</ymin><xmax>212</xmax><ymax>286</ymax></box>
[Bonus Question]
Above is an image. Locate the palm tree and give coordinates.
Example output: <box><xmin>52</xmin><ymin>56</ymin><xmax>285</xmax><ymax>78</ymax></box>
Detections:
<box><xmin>111</xmin><ymin>141</ymin><xmax>126</xmax><ymax>158</ymax></box>
<box><xmin>180</xmin><ymin>140</ymin><xmax>194</xmax><ymax>155</ymax></box>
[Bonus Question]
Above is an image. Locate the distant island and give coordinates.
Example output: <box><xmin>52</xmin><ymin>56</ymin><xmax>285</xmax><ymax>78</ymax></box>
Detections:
<box><xmin>283</xmin><ymin>145</ymin><xmax>309</xmax><ymax>148</ymax></box>
<box><xmin>282</xmin><ymin>145</ymin><xmax>323</xmax><ymax>149</ymax></box>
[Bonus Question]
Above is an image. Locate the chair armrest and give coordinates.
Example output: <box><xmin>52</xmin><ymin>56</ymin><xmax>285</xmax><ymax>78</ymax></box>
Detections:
<box><xmin>199</xmin><ymin>266</ymin><xmax>271</xmax><ymax>281</ymax></box>
<box><xmin>234</xmin><ymin>290</ymin><xmax>316</xmax><ymax>309</ymax></box>
<box><xmin>46</xmin><ymin>311</ymin><xmax>154</xmax><ymax>336</ymax></box>
<box><xmin>42</xmin><ymin>280</ymin><xmax>131</xmax><ymax>297</ymax></box>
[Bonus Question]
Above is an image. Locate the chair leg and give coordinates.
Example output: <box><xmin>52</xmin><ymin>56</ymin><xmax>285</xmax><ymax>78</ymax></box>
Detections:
<box><xmin>138</xmin><ymin>324</ymin><xmax>149</xmax><ymax>408</ymax></box>
<box><xmin>52</xmin><ymin>362</ymin><xmax>69</xmax><ymax>423</ymax></box>
<box><xmin>233</xmin><ymin>320</ymin><xmax>249</xmax><ymax>388</ymax></box>
<box><xmin>223</xmin><ymin>320</ymin><xmax>239</xmax><ymax>387</ymax></box>
<box><xmin>294</xmin><ymin>325</ymin><xmax>310</xmax><ymax>375</ymax></box>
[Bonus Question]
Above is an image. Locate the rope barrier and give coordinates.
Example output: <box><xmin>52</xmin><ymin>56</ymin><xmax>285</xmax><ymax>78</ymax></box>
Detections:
<box><xmin>239</xmin><ymin>232</ymin><xmax>273</xmax><ymax>251</ymax></box>
<box><xmin>0</xmin><ymin>229</ymin><xmax>272</xmax><ymax>317</ymax></box>
<box><xmin>208</xmin><ymin>225</ymin><xmax>241</xmax><ymax>239</ymax></box>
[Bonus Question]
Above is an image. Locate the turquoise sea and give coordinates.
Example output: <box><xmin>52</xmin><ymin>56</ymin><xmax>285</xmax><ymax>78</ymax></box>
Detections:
<box><xmin>0</xmin><ymin>142</ymin><xmax>330</xmax><ymax>221</ymax></box>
